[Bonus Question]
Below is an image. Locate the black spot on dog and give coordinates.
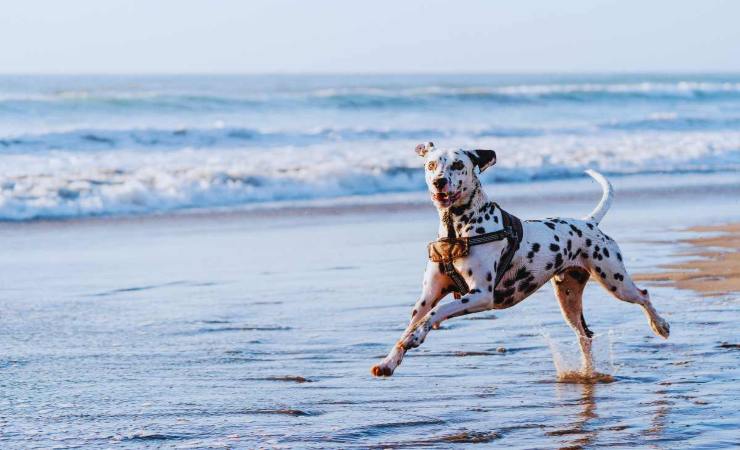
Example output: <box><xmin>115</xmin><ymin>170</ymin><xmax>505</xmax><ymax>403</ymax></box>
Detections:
<box><xmin>476</xmin><ymin>227</ymin><xmax>486</xmax><ymax>234</ymax></box>
<box><xmin>494</xmin><ymin>287</ymin><xmax>515</xmax><ymax>303</ymax></box>
<box><xmin>611</xmin><ymin>286</ymin><xmax>617</xmax><ymax>292</ymax></box>
<box><xmin>550</xmin><ymin>243</ymin><xmax>560</xmax><ymax>252</ymax></box>
<box><xmin>545</xmin><ymin>262</ymin><xmax>553</xmax><ymax>270</ymax></box>
<box><xmin>488</xmin><ymin>285</ymin><xmax>492</xmax><ymax>292</ymax></box>
<box><xmin>545</xmin><ymin>222</ymin><xmax>556</xmax><ymax>230</ymax></box>
<box><xmin>532</xmin><ymin>243</ymin><xmax>541</xmax><ymax>252</ymax></box>
<box><xmin>554</xmin><ymin>235</ymin><xmax>560</xmax><ymax>242</ymax></box>
<box><xmin>617</xmin><ymin>252</ymin><xmax>623</xmax><ymax>261</ymax></box>
<box><xmin>461</xmin><ymin>298</ymin><xmax>469</xmax><ymax>304</ymax></box>
<box><xmin>469</xmin><ymin>288</ymin><xmax>481</xmax><ymax>294</ymax></box>
<box><xmin>569</xmin><ymin>224</ymin><xmax>583</xmax><ymax>237</ymax></box>
<box><xmin>580</xmin><ymin>314</ymin><xmax>594</xmax><ymax>338</ymax></box>
<box><xmin>518</xmin><ymin>281</ymin><xmax>532</xmax><ymax>293</ymax></box>
<box><xmin>587</xmin><ymin>223</ymin><xmax>594</xmax><ymax>230</ymax></box>
<box><xmin>554</xmin><ymin>253</ymin><xmax>564</xmax><ymax>268</ymax></box>
<box><xmin>493</xmin><ymin>216</ymin><xmax>499</xmax><ymax>223</ymax></box>
<box><xmin>487</xmin><ymin>272</ymin><xmax>492</xmax><ymax>282</ymax></box>
<box><xmin>514</xmin><ymin>266</ymin><xmax>530</xmax><ymax>281</ymax></box>
<box><xmin>603</xmin><ymin>248</ymin><xmax>610</xmax><ymax>258</ymax></box>
<box><xmin>467</xmin><ymin>269</ymin><xmax>473</xmax><ymax>276</ymax></box>
<box><xmin>585</xmin><ymin>239</ymin><xmax>592</xmax><ymax>247</ymax></box>
<box><xmin>421</xmin><ymin>300</ymin><xmax>426</xmax><ymax>306</ymax></box>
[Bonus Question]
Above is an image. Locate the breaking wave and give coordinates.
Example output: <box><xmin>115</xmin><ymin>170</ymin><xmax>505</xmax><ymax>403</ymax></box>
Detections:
<box><xmin>1</xmin><ymin>132</ymin><xmax>739</xmax><ymax>220</ymax></box>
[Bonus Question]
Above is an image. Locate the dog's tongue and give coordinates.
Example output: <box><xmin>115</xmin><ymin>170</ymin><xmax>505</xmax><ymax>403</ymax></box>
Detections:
<box><xmin>434</xmin><ymin>192</ymin><xmax>449</xmax><ymax>201</ymax></box>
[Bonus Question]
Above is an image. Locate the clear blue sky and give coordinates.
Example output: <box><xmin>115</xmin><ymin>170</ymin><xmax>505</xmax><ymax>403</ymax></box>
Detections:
<box><xmin>1</xmin><ymin>0</ymin><xmax>739</xmax><ymax>74</ymax></box>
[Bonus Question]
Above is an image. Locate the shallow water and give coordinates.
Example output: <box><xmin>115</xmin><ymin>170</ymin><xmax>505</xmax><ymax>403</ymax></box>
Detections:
<box><xmin>1</xmin><ymin>193</ymin><xmax>739</xmax><ymax>448</ymax></box>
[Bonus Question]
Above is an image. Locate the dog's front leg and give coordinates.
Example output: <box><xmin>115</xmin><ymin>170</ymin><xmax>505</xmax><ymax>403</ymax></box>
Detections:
<box><xmin>371</xmin><ymin>262</ymin><xmax>449</xmax><ymax>377</ymax></box>
<box><xmin>399</xmin><ymin>290</ymin><xmax>492</xmax><ymax>351</ymax></box>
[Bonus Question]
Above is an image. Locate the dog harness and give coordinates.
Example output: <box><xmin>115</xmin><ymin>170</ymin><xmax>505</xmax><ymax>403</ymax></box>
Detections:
<box><xmin>428</xmin><ymin>203</ymin><xmax>523</xmax><ymax>299</ymax></box>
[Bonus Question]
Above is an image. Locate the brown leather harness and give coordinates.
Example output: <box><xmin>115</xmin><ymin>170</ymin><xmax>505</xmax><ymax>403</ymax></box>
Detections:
<box><xmin>428</xmin><ymin>203</ymin><xmax>523</xmax><ymax>299</ymax></box>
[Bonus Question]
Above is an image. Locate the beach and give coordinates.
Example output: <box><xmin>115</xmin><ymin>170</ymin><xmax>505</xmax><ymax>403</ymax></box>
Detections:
<box><xmin>1</xmin><ymin>174</ymin><xmax>738</xmax><ymax>448</ymax></box>
<box><xmin>636</xmin><ymin>223</ymin><xmax>740</xmax><ymax>295</ymax></box>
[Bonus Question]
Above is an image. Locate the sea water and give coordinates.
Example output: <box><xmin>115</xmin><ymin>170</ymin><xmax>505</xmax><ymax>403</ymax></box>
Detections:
<box><xmin>1</xmin><ymin>73</ymin><xmax>740</xmax><ymax>220</ymax></box>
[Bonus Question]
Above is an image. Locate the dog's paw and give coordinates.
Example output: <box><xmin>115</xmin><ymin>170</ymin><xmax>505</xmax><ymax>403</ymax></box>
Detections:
<box><xmin>371</xmin><ymin>364</ymin><xmax>394</xmax><ymax>377</ymax></box>
<box><xmin>650</xmin><ymin>317</ymin><xmax>670</xmax><ymax>339</ymax></box>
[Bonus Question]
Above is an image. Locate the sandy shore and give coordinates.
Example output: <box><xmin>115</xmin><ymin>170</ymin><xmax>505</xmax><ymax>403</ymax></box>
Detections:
<box><xmin>636</xmin><ymin>222</ymin><xmax>740</xmax><ymax>296</ymax></box>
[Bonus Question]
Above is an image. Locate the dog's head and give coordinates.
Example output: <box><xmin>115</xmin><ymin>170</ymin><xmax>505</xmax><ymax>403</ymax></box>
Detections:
<box><xmin>415</xmin><ymin>142</ymin><xmax>496</xmax><ymax>209</ymax></box>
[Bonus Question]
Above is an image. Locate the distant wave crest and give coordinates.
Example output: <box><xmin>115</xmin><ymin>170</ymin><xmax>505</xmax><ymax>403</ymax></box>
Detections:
<box><xmin>3</xmin><ymin>81</ymin><xmax>740</xmax><ymax>111</ymax></box>
<box><xmin>1</xmin><ymin>132</ymin><xmax>739</xmax><ymax>220</ymax></box>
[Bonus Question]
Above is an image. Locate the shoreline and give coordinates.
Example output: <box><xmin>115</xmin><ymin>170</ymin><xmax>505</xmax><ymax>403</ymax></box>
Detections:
<box><xmin>1</xmin><ymin>171</ymin><xmax>738</xmax><ymax>230</ymax></box>
<box><xmin>636</xmin><ymin>222</ymin><xmax>740</xmax><ymax>296</ymax></box>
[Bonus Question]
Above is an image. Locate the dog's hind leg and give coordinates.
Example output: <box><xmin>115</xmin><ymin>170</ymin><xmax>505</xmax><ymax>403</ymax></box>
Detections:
<box><xmin>588</xmin><ymin>240</ymin><xmax>670</xmax><ymax>339</ymax></box>
<box><xmin>595</xmin><ymin>270</ymin><xmax>670</xmax><ymax>339</ymax></box>
<box><xmin>552</xmin><ymin>268</ymin><xmax>594</xmax><ymax>373</ymax></box>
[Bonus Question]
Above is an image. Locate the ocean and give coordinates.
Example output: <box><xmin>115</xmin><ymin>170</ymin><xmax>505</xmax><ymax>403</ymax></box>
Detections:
<box><xmin>2</xmin><ymin>74</ymin><xmax>739</xmax><ymax>448</ymax></box>
<box><xmin>1</xmin><ymin>73</ymin><xmax>740</xmax><ymax>220</ymax></box>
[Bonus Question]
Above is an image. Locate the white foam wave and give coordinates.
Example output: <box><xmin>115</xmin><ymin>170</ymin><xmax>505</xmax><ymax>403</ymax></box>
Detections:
<box><xmin>1</xmin><ymin>131</ymin><xmax>739</xmax><ymax>220</ymax></box>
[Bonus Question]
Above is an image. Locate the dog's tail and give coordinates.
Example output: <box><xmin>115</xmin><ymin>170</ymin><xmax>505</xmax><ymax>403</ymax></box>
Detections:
<box><xmin>584</xmin><ymin>169</ymin><xmax>613</xmax><ymax>224</ymax></box>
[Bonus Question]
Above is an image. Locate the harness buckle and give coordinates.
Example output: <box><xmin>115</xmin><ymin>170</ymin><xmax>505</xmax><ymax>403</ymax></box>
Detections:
<box><xmin>428</xmin><ymin>237</ymin><xmax>470</xmax><ymax>263</ymax></box>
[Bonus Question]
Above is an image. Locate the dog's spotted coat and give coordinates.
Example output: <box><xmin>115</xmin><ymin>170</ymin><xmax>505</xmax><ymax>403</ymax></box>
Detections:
<box><xmin>371</xmin><ymin>143</ymin><xmax>670</xmax><ymax>377</ymax></box>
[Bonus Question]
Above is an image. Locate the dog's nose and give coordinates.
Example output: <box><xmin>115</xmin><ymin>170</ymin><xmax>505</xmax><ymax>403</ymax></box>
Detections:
<box><xmin>433</xmin><ymin>178</ymin><xmax>448</xmax><ymax>189</ymax></box>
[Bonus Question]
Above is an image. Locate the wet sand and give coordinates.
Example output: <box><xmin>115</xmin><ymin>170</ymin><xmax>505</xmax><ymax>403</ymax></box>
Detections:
<box><xmin>636</xmin><ymin>223</ymin><xmax>740</xmax><ymax>296</ymax></box>
<box><xmin>1</xmin><ymin>177</ymin><xmax>739</xmax><ymax>448</ymax></box>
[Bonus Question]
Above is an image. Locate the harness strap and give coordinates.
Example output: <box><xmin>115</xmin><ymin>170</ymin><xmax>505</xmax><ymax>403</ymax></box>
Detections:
<box><xmin>436</xmin><ymin>203</ymin><xmax>523</xmax><ymax>299</ymax></box>
<box><xmin>468</xmin><ymin>228</ymin><xmax>512</xmax><ymax>245</ymax></box>
<box><xmin>494</xmin><ymin>204</ymin><xmax>523</xmax><ymax>287</ymax></box>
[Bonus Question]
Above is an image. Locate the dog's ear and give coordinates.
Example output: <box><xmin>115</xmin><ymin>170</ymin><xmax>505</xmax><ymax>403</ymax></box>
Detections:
<box><xmin>465</xmin><ymin>149</ymin><xmax>496</xmax><ymax>172</ymax></box>
<box><xmin>415</xmin><ymin>141</ymin><xmax>434</xmax><ymax>157</ymax></box>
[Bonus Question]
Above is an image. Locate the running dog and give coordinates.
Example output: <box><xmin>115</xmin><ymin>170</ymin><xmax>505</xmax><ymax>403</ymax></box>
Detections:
<box><xmin>371</xmin><ymin>142</ymin><xmax>669</xmax><ymax>377</ymax></box>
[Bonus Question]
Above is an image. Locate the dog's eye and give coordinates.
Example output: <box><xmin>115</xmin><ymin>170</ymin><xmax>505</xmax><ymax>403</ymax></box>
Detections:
<box><xmin>426</xmin><ymin>161</ymin><xmax>437</xmax><ymax>171</ymax></box>
<box><xmin>450</xmin><ymin>161</ymin><xmax>464</xmax><ymax>170</ymax></box>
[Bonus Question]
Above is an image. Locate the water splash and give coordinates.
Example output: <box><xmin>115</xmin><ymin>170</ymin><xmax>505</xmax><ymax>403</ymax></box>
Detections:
<box><xmin>542</xmin><ymin>331</ymin><xmax>616</xmax><ymax>383</ymax></box>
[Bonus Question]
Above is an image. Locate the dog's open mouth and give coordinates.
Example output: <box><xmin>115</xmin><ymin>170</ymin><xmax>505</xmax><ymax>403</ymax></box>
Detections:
<box><xmin>432</xmin><ymin>191</ymin><xmax>460</xmax><ymax>207</ymax></box>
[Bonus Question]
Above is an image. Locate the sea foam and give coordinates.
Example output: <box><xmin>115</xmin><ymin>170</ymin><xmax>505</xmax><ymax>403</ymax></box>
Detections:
<box><xmin>1</xmin><ymin>131</ymin><xmax>738</xmax><ymax>220</ymax></box>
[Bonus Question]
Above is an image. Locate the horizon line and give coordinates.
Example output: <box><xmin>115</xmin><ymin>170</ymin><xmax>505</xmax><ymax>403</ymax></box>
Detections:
<box><xmin>2</xmin><ymin>69</ymin><xmax>740</xmax><ymax>77</ymax></box>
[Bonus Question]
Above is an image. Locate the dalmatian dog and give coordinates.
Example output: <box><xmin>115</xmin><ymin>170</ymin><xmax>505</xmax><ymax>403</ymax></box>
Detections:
<box><xmin>370</xmin><ymin>142</ymin><xmax>670</xmax><ymax>377</ymax></box>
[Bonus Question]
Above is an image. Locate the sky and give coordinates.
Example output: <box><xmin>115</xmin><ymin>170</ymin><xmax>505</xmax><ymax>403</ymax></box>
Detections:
<box><xmin>0</xmin><ymin>0</ymin><xmax>739</xmax><ymax>74</ymax></box>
